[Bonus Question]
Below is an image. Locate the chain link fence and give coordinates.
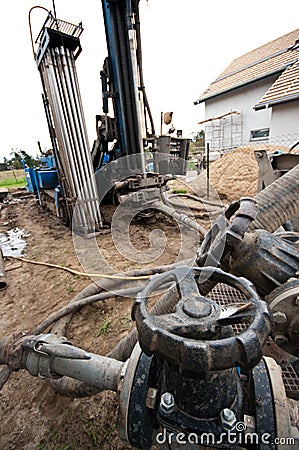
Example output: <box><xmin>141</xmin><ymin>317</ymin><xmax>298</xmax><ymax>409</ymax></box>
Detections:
<box><xmin>207</xmin><ymin>133</ymin><xmax>299</xmax><ymax>154</ymax></box>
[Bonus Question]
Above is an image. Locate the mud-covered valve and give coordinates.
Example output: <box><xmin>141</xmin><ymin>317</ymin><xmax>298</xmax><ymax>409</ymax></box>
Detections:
<box><xmin>127</xmin><ymin>266</ymin><xmax>271</xmax><ymax>449</ymax></box>
<box><xmin>132</xmin><ymin>266</ymin><xmax>271</xmax><ymax>374</ymax></box>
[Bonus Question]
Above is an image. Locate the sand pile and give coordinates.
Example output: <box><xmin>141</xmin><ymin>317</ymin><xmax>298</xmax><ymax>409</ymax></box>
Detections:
<box><xmin>190</xmin><ymin>144</ymin><xmax>290</xmax><ymax>203</ymax></box>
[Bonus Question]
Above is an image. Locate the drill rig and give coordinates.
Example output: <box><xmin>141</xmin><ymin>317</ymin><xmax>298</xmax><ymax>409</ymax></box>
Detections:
<box><xmin>27</xmin><ymin>0</ymin><xmax>190</xmax><ymax>232</ymax></box>
<box><xmin>6</xmin><ymin>1</ymin><xmax>297</xmax><ymax>449</ymax></box>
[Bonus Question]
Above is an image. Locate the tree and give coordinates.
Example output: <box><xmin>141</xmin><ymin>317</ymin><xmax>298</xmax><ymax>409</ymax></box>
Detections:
<box><xmin>9</xmin><ymin>149</ymin><xmax>39</xmax><ymax>169</ymax></box>
<box><xmin>190</xmin><ymin>130</ymin><xmax>205</xmax><ymax>153</ymax></box>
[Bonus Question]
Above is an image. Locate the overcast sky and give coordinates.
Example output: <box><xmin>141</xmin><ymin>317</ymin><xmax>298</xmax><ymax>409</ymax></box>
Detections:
<box><xmin>1</xmin><ymin>0</ymin><xmax>299</xmax><ymax>161</ymax></box>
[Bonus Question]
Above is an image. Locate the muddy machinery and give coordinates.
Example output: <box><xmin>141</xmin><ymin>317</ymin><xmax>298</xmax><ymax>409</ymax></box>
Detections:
<box><xmin>8</xmin><ymin>1</ymin><xmax>298</xmax><ymax>448</ymax></box>
<box><xmin>28</xmin><ymin>1</ymin><xmax>190</xmax><ymax>232</ymax></box>
<box><xmin>1</xmin><ymin>162</ymin><xmax>299</xmax><ymax>449</ymax></box>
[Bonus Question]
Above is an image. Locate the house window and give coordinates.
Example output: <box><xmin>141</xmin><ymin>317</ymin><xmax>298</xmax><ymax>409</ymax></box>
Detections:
<box><xmin>250</xmin><ymin>128</ymin><xmax>270</xmax><ymax>141</ymax></box>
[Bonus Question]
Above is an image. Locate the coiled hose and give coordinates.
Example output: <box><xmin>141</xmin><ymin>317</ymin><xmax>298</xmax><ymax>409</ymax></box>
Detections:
<box><xmin>249</xmin><ymin>163</ymin><xmax>299</xmax><ymax>232</ymax></box>
<box><xmin>49</xmin><ymin>263</ymin><xmax>189</xmax><ymax>397</ymax></box>
<box><xmin>200</xmin><ymin>162</ymin><xmax>299</xmax><ymax>297</ymax></box>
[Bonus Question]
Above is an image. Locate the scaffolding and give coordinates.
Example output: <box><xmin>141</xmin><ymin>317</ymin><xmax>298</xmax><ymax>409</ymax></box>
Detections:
<box><xmin>199</xmin><ymin>111</ymin><xmax>243</xmax><ymax>152</ymax></box>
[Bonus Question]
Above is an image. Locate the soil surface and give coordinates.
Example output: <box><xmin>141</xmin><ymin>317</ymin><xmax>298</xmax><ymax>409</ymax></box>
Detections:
<box><xmin>0</xmin><ymin>191</ymin><xmax>212</xmax><ymax>450</ymax></box>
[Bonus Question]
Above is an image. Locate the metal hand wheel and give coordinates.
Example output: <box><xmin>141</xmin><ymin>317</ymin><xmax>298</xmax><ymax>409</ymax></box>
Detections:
<box><xmin>133</xmin><ymin>266</ymin><xmax>270</xmax><ymax>375</ymax></box>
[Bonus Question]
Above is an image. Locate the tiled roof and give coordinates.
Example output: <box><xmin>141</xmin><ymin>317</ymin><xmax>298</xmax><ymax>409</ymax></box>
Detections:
<box><xmin>255</xmin><ymin>61</ymin><xmax>299</xmax><ymax>109</ymax></box>
<box><xmin>195</xmin><ymin>29</ymin><xmax>299</xmax><ymax>104</ymax></box>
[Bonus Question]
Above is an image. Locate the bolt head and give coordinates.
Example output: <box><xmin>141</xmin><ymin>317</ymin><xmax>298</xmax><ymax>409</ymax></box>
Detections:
<box><xmin>160</xmin><ymin>392</ymin><xmax>175</xmax><ymax>413</ymax></box>
<box><xmin>221</xmin><ymin>408</ymin><xmax>235</xmax><ymax>422</ymax></box>
<box><xmin>272</xmin><ymin>311</ymin><xmax>287</xmax><ymax>324</ymax></box>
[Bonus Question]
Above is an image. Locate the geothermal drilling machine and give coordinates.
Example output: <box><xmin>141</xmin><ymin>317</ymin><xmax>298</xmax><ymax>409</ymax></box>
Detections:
<box><xmin>4</xmin><ymin>1</ymin><xmax>297</xmax><ymax>449</ymax></box>
<box><xmin>27</xmin><ymin>0</ymin><xmax>190</xmax><ymax>232</ymax></box>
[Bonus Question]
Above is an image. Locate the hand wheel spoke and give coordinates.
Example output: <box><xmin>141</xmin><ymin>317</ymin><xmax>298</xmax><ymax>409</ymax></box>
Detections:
<box><xmin>217</xmin><ymin>302</ymin><xmax>255</xmax><ymax>325</ymax></box>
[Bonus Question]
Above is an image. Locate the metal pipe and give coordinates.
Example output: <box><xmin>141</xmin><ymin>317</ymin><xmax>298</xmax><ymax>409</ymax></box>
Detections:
<box><xmin>44</xmin><ymin>54</ymin><xmax>80</xmax><ymax>222</ymax></box>
<box><xmin>42</xmin><ymin>63</ymin><xmax>73</xmax><ymax>194</ymax></box>
<box><xmin>53</xmin><ymin>48</ymin><xmax>85</xmax><ymax>194</ymax></box>
<box><xmin>0</xmin><ymin>249</ymin><xmax>7</xmax><ymax>291</ymax></box>
<box><xmin>47</xmin><ymin>49</ymin><xmax>85</xmax><ymax>225</ymax></box>
<box><xmin>56</xmin><ymin>47</ymin><xmax>92</xmax><ymax>225</ymax></box>
<box><xmin>57</xmin><ymin>46</ymin><xmax>100</xmax><ymax>227</ymax></box>
<box><xmin>22</xmin><ymin>334</ymin><xmax>126</xmax><ymax>393</ymax></box>
<box><xmin>50</xmin><ymin>353</ymin><xmax>125</xmax><ymax>392</ymax></box>
<box><xmin>128</xmin><ymin>27</ymin><xmax>146</xmax><ymax>175</ymax></box>
<box><xmin>64</xmin><ymin>48</ymin><xmax>100</xmax><ymax>225</ymax></box>
<box><xmin>45</xmin><ymin>53</ymin><xmax>78</xmax><ymax>195</ymax></box>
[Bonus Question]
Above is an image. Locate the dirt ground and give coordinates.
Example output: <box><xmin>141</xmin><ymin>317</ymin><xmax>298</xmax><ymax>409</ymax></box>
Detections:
<box><xmin>0</xmin><ymin>191</ymin><xmax>214</xmax><ymax>450</ymax></box>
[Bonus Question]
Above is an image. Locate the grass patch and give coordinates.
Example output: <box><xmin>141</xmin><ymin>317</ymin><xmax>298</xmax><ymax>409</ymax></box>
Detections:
<box><xmin>171</xmin><ymin>188</ymin><xmax>187</xmax><ymax>194</ymax></box>
<box><xmin>96</xmin><ymin>320</ymin><xmax>112</xmax><ymax>336</ymax></box>
<box><xmin>0</xmin><ymin>169</ymin><xmax>26</xmax><ymax>189</ymax></box>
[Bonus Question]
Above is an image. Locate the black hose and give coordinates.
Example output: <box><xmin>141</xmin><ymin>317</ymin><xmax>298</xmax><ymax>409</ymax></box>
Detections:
<box><xmin>49</xmin><ymin>259</ymin><xmax>192</xmax><ymax>336</ymax></box>
<box><xmin>108</xmin><ymin>284</ymin><xmax>179</xmax><ymax>361</ymax></box>
<box><xmin>153</xmin><ymin>199</ymin><xmax>207</xmax><ymax>236</ymax></box>
<box><xmin>33</xmin><ymin>286</ymin><xmax>142</xmax><ymax>335</ymax></box>
<box><xmin>46</xmin><ymin>261</ymin><xmax>192</xmax><ymax>397</ymax></box>
<box><xmin>199</xmin><ymin>163</ymin><xmax>299</xmax><ymax>296</ymax></box>
<box><xmin>161</xmin><ymin>192</ymin><xmax>222</xmax><ymax>215</ymax></box>
<box><xmin>249</xmin><ymin>163</ymin><xmax>299</xmax><ymax>232</ymax></box>
<box><xmin>169</xmin><ymin>193</ymin><xmax>224</xmax><ymax>209</ymax></box>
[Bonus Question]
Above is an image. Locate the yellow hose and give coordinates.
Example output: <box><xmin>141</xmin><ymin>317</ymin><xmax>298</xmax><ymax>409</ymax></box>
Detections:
<box><xmin>7</xmin><ymin>256</ymin><xmax>150</xmax><ymax>280</ymax></box>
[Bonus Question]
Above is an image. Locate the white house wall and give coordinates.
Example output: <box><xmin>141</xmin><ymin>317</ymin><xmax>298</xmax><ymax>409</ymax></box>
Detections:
<box><xmin>204</xmin><ymin>76</ymin><xmax>277</xmax><ymax>150</ymax></box>
<box><xmin>270</xmin><ymin>102</ymin><xmax>299</xmax><ymax>146</ymax></box>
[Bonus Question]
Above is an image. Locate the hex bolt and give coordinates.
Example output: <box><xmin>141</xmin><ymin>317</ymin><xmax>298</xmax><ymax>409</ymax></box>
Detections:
<box><xmin>222</xmin><ymin>408</ymin><xmax>235</xmax><ymax>422</ymax></box>
<box><xmin>272</xmin><ymin>311</ymin><xmax>287</xmax><ymax>324</ymax></box>
<box><xmin>160</xmin><ymin>392</ymin><xmax>175</xmax><ymax>413</ymax></box>
<box><xmin>274</xmin><ymin>334</ymin><xmax>289</xmax><ymax>346</ymax></box>
<box><xmin>220</xmin><ymin>408</ymin><xmax>237</xmax><ymax>430</ymax></box>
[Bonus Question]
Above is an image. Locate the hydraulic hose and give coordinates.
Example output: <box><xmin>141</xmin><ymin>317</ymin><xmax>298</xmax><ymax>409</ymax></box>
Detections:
<box><xmin>45</xmin><ymin>259</ymin><xmax>193</xmax><ymax>336</ymax></box>
<box><xmin>249</xmin><ymin>163</ymin><xmax>299</xmax><ymax>232</ymax></box>
<box><xmin>169</xmin><ymin>193</ymin><xmax>224</xmax><ymax>209</ymax></box>
<box><xmin>33</xmin><ymin>286</ymin><xmax>142</xmax><ymax>335</ymax></box>
<box><xmin>161</xmin><ymin>191</ymin><xmax>222</xmax><ymax>215</ymax></box>
<box><xmin>109</xmin><ymin>284</ymin><xmax>179</xmax><ymax>361</ymax></box>
<box><xmin>199</xmin><ymin>163</ymin><xmax>299</xmax><ymax>296</ymax></box>
<box><xmin>47</xmin><ymin>261</ymin><xmax>192</xmax><ymax>397</ymax></box>
<box><xmin>153</xmin><ymin>200</ymin><xmax>207</xmax><ymax>236</ymax></box>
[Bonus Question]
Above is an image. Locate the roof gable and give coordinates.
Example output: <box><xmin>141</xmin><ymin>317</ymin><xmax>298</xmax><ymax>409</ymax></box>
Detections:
<box><xmin>255</xmin><ymin>60</ymin><xmax>299</xmax><ymax>109</ymax></box>
<box><xmin>195</xmin><ymin>29</ymin><xmax>299</xmax><ymax>104</ymax></box>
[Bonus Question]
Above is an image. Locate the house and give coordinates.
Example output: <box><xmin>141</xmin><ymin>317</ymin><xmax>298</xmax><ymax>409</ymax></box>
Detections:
<box><xmin>194</xmin><ymin>29</ymin><xmax>299</xmax><ymax>152</ymax></box>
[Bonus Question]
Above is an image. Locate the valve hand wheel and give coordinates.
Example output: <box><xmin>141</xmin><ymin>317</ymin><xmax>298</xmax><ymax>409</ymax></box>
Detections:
<box><xmin>133</xmin><ymin>266</ymin><xmax>270</xmax><ymax>375</ymax></box>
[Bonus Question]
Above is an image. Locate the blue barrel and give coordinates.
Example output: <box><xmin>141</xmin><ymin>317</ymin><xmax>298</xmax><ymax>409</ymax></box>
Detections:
<box><xmin>37</xmin><ymin>169</ymin><xmax>59</xmax><ymax>189</ymax></box>
<box><xmin>25</xmin><ymin>168</ymin><xmax>38</xmax><ymax>193</ymax></box>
